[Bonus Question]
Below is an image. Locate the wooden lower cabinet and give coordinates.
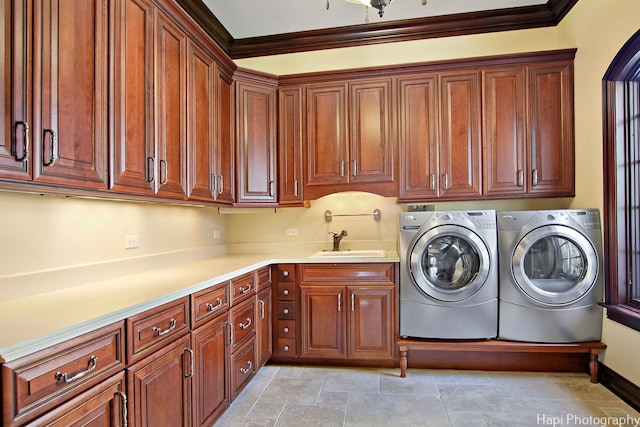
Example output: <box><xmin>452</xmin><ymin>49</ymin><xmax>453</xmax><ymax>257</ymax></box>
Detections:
<box><xmin>126</xmin><ymin>334</ymin><xmax>193</xmax><ymax>427</ymax></box>
<box><xmin>229</xmin><ymin>338</ymin><xmax>256</xmax><ymax>401</ymax></box>
<box><xmin>256</xmin><ymin>286</ymin><xmax>273</xmax><ymax>368</ymax></box>
<box><xmin>191</xmin><ymin>314</ymin><xmax>229</xmax><ymax>427</ymax></box>
<box><xmin>299</xmin><ymin>284</ymin><xmax>395</xmax><ymax>361</ymax></box>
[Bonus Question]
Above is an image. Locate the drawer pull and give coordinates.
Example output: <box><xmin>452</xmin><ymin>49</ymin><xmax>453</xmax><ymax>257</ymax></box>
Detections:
<box><xmin>240</xmin><ymin>360</ymin><xmax>252</xmax><ymax>374</ymax></box>
<box><xmin>283</xmin><ymin>345</ymin><xmax>290</xmax><ymax>352</ymax></box>
<box><xmin>282</xmin><ymin>308</ymin><xmax>289</xmax><ymax>315</ymax></box>
<box><xmin>55</xmin><ymin>355</ymin><xmax>98</xmax><ymax>383</ymax></box>
<box><xmin>282</xmin><ymin>289</ymin><xmax>289</xmax><ymax>296</ymax></box>
<box><xmin>239</xmin><ymin>318</ymin><xmax>252</xmax><ymax>330</ymax></box>
<box><xmin>206</xmin><ymin>298</ymin><xmax>224</xmax><ymax>312</ymax></box>
<box><xmin>115</xmin><ymin>391</ymin><xmax>128</xmax><ymax>427</ymax></box>
<box><xmin>152</xmin><ymin>318</ymin><xmax>177</xmax><ymax>337</ymax></box>
<box><xmin>239</xmin><ymin>283</ymin><xmax>252</xmax><ymax>294</ymax></box>
<box><xmin>283</xmin><ymin>327</ymin><xmax>289</xmax><ymax>333</ymax></box>
<box><xmin>282</xmin><ymin>270</ymin><xmax>289</xmax><ymax>277</ymax></box>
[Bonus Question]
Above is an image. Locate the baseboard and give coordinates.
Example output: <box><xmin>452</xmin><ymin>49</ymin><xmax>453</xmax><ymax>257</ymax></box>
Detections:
<box><xmin>599</xmin><ymin>363</ymin><xmax>640</xmax><ymax>411</ymax></box>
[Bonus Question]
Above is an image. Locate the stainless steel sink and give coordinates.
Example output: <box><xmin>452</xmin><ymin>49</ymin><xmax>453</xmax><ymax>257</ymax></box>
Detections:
<box><xmin>308</xmin><ymin>249</ymin><xmax>387</xmax><ymax>258</ymax></box>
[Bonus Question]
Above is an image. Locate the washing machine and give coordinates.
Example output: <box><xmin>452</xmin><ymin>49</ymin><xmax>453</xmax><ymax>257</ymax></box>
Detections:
<box><xmin>497</xmin><ymin>209</ymin><xmax>604</xmax><ymax>343</ymax></box>
<box><xmin>399</xmin><ymin>210</ymin><xmax>498</xmax><ymax>339</ymax></box>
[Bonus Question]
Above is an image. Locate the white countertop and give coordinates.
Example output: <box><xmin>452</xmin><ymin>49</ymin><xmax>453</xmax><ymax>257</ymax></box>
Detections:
<box><xmin>0</xmin><ymin>251</ymin><xmax>399</xmax><ymax>363</ymax></box>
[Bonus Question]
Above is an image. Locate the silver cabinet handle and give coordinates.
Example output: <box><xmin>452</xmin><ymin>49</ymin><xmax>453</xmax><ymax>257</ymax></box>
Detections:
<box><xmin>183</xmin><ymin>348</ymin><xmax>194</xmax><ymax>378</ymax></box>
<box><xmin>210</xmin><ymin>173</ymin><xmax>217</xmax><ymax>197</ymax></box>
<box><xmin>340</xmin><ymin>160</ymin><xmax>345</xmax><ymax>177</ymax></box>
<box><xmin>206</xmin><ymin>298</ymin><xmax>223</xmax><ymax>312</ymax></box>
<box><xmin>14</xmin><ymin>121</ymin><xmax>29</xmax><ymax>162</ymax></box>
<box><xmin>532</xmin><ymin>169</ymin><xmax>539</xmax><ymax>187</ymax></box>
<box><xmin>352</xmin><ymin>160</ymin><xmax>357</xmax><ymax>177</ymax></box>
<box><xmin>42</xmin><ymin>128</ymin><xmax>57</xmax><ymax>167</ymax></box>
<box><xmin>337</xmin><ymin>292</ymin><xmax>342</xmax><ymax>312</ymax></box>
<box><xmin>240</xmin><ymin>360</ymin><xmax>252</xmax><ymax>374</ymax></box>
<box><xmin>517</xmin><ymin>169</ymin><xmax>524</xmax><ymax>187</ymax></box>
<box><xmin>269</xmin><ymin>180</ymin><xmax>275</xmax><ymax>197</ymax></box>
<box><xmin>152</xmin><ymin>319</ymin><xmax>177</xmax><ymax>337</ymax></box>
<box><xmin>217</xmin><ymin>174</ymin><xmax>224</xmax><ymax>195</ymax></box>
<box><xmin>55</xmin><ymin>355</ymin><xmax>98</xmax><ymax>383</ymax></box>
<box><xmin>239</xmin><ymin>317</ymin><xmax>252</xmax><ymax>329</ymax></box>
<box><xmin>224</xmin><ymin>321</ymin><xmax>232</xmax><ymax>346</ymax></box>
<box><xmin>442</xmin><ymin>173</ymin><xmax>450</xmax><ymax>190</ymax></box>
<box><xmin>294</xmin><ymin>179</ymin><xmax>299</xmax><ymax>196</ymax></box>
<box><xmin>146</xmin><ymin>157</ymin><xmax>155</xmax><ymax>182</ymax></box>
<box><xmin>160</xmin><ymin>159</ymin><xmax>168</xmax><ymax>185</ymax></box>
<box><xmin>351</xmin><ymin>293</ymin><xmax>355</xmax><ymax>312</ymax></box>
<box><xmin>430</xmin><ymin>173</ymin><xmax>436</xmax><ymax>191</ymax></box>
<box><xmin>115</xmin><ymin>391</ymin><xmax>128</xmax><ymax>427</ymax></box>
<box><xmin>239</xmin><ymin>283</ymin><xmax>252</xmax><ymax>294</ymax></box>
<box><xmin>258</xmin><ymin>300</ymin><xmax>265</xmax><ymax>320</ymax></box>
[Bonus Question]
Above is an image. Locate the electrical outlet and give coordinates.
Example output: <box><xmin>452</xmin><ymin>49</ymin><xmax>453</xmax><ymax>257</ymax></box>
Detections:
<box><xmin>124</xmin><ymin>235</ymin><xmax>139</xmax><ymax>249</ymax></box>
<box><xmin>285</xmin><ymin>228</ymin><xmax>298</xmax><ymax>236</ymax></box>
<box><xmin>213</xmin><ymin>230</ymin><xmax>221</xmax><ymax>239</ymax></box>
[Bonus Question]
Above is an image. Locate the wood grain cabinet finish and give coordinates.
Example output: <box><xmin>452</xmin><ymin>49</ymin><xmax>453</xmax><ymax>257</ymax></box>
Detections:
<box><xmin>191</xmin><ymin>280</ymin><xmax>229</xmax><ymax>329</ymax></box>
<box><xmin>272</xmin><ymin>264</ymin><xmax>297</xmax><ymax>358</ymax></box>
<box><xmin>1</xmin><ymin>321</ymin><xmax>124</xmax><ymax>426</ymax></box>
<box><xmin>229</xmin><ymin>298</ymin><xmax>256</xmax><ymax>354</ymax></box>
<box><xmin>256</xmin><ymin>266</ymin><xmax>273</xmax><ymax>368</ymax></box>
<box><xmin>482</xmin><ymin>59</ymin><xmax>575</xmax><ymax>197</ymax></box>
<box><xmin>229</xmin><ymin>338</ymin><xmax>256</xmax><ymax>401</ymax></box>
<box><xmin>234</xmin><ymin>70</ymin><xmax>278</xmax><ymax>205</ymax></box>
<box><xmin>278</xmin><ymin>86</ymin><xmax>305</xmax><ymax>205</ymax></box>
<box><xmin>0</xmin><ymin>0</ymin><xmax>108</xmax><ymax>188</ymax></box>
<box><xmin>230</xmin><ymin>271</ymin><xmax>256</xmax><ymax>306</ymax></box>
<box><xmin>398</xmin><ymin>71</ymin><xmax>482</xmax><ymax>201</ymax></box>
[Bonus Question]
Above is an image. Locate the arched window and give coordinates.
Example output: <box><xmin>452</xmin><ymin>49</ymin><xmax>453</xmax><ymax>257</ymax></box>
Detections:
<box><xmin>603</xmin><ymin>29</ymin><xmax>640</xmax><ymax>331</ymax></box>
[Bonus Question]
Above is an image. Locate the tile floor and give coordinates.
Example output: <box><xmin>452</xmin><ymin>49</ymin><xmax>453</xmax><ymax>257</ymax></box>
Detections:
<box><xmin>215</xmin><ymin>365</ymin><xmax>640</xmax><ymax>427</ymax></box>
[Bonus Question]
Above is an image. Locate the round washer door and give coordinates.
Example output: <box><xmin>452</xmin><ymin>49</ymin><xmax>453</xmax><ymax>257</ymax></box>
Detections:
<box><xmin>511</xmin><ymin>224</ymin><xmax>598</xmax><ymax>306</ymax></box>
<box><xmin>409</xmin><ymin>224</ymin><xmax>491</xmax><ymax>302</ymax></box>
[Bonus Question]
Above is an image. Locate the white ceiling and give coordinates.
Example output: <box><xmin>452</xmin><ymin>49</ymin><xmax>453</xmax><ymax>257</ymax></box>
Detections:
<box><xmin>202</xmin><ymin>0</ymin><xmax>549</xmax><ymax>39</ymax></box>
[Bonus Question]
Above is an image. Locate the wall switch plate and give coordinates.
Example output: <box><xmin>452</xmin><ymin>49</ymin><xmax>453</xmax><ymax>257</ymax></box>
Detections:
<box><xmin>124</xmin><ymin>235</ymin><xmax>138</xmax><ymax>249</ymax></box>
<box><xmin>285</xmin><ymin>228</ymin><xmax>298</xmax><ymax>236</ymax></box>
<box><xmin>213</xmin><ymin>230</ymin><xmax>221</xmax><ymax>239</ymax></box>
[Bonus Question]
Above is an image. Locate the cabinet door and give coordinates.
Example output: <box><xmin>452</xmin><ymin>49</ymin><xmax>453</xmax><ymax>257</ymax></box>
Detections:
<box><xmin>527</xmin><ymin>62</ymin><xmax>574</xmax><ymax>195</ymax></box>
<box><xmin>110</xmin><ymin>0</ymin><xmax>155</xmax><ymax>195</ymax></box>
<box><xmin>349</xmin><ymin>79</ymin><xmax>394</xmax><ymax>183</ymax></box>
<box><xmin>186</xmin><ymin>40</ymin><xmax>216</xmax><ymax>201</ymax></box>
<box><xmin>127</xmin><ymin>335</ymin><xmax>192</xmax><ymax>427</ymax></box>
<box><xmin>278</xmin><ymin>86</ymin><xmax>304</xmax><ymax>205</ymax></box>
<box><xmin>306</xmin><ymin>83</ymin><xmax>348</xmax><ymax>185</ymax></box>
<box><xmin>439</xmin><ymin>71</ymin><xmax>482</xmax><ymax>199</ymax></box>
<box><xmin>214</xmin><ymin>66</ymin><xmax>234</xmax><ymax>204</ymax></box>
<box><xmin>191</xmin><ymin>314</ymin><xmax>229</xmax><ymax>427</ymax></box>
<box><xmin>300</xmin><ymin>285</ymin><xmax>346</xmax><ymax>359</ymax></box>
<box><xmin>154</xmin><ymin>10</ymin><xmax>187</xmax><ymax>199</ymax></box>
<box><xmin>348</xmin><ymin>286</ymin><xmax>394</xmax><ymax>359</ymax></box>
<box><xmin>236</xmin><ymin>80</ymin><xmax>277</xmax><ymax>203</ymax></box>
<box><xmin>256</xmin><ymin>287</ymin><xmax>272</xmax><ymax>368</ymax></box>
<box><xmin>0</xmin><ymin>0</ymin><xmax>30</xmax><ymax>180</ymax></box>
<box><xmin>398</xmin><ymin>75</ymin><xmax>439</xmax><ymax>201</ymax></box>
<box><xmin>482</xmin><ymin>67</ymin><xmax>527</xmax><ymax>196</ymax></box>
<box><xmin>34</xmin><ymin>0</ymin><xmax>107</xmax><ymax>188</ymax></box>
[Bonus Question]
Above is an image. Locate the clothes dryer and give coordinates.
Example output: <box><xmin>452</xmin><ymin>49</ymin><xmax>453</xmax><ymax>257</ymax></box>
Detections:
<box><xmin>497</xmin><ymin>209</ymin><xmax>604</xmax><ymax>343</ymax></box>
<box><xmin>399</xmin><ymin>211</ymin><xmax>498</xmax><ymax>339</ymax></box>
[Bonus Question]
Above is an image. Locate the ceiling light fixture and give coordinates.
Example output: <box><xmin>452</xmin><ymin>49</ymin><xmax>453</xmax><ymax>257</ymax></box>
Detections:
<box><xmin>326</xmin><ymin>0</ymin><xmax>427</xmax><ymax>22</ymax></box>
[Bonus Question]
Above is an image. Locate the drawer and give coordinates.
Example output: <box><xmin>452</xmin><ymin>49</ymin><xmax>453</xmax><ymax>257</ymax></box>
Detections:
<box><xmin>276</xmin><ymin>319</ymin><xmax>296</xmax><ymax>339</ymax></box>
<box><xmin>230</xmin><ymin>298</ymin><xmax>256</xmax><ymax>352</ymax></box>
<box><xmin>276</xmin><ymin>264</ymin><xmax>295</xmax><ymax>282</ymax></box>
<box><xmin>126</xmin><ymin>296</ymin><xmax>190</xmax><ymax>364</ymax></box>
<box><xmin>276</xmin><ymin>281</ymin><xmax>295</xmax><ymax>301</ymax></box>
<box><xmin>191</xmin><ymin>281</ymin><xmax>229</xmax><ymax>328</ymax></box>
<box><xmin>298</xmin><ymin>263</ymin><xmax>396</xmax><ymax>285</ymax></box>
<box><xmin>230</xmin><ymin>338</ymin><xmax>256</xmax><ymax>400</ymax></box>
<box><xmin>1</xmin><ymin>321</ymin><xmax>125</xmax><ymax>427</ymax></box>
<box><xmin>230</xmin><ymin>271</ymin><xmax>256</xmax><ymax>305</ymax></box>
<box><xmin>257</xmin><ymin>266</ymin><xmax>272</xmax><ymax>291</ymax></box>
<box><xmin>277</xmin><ymin>301</ymin><xmax>296</xmax><ymax>320</ymax></box>
<box><xmin>274</xmin><ymin>338</ymin><xmax>295</xmax><ymax>357</ymax></box>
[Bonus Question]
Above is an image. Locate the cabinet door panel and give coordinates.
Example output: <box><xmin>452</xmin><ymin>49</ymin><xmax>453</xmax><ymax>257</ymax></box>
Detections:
<box><xmin>300</xmin><ymin>285</ymin><xmax>346</xmax><ymax>359</ymax></box>
<box><xmin>398</xmin><ymin>76</ymin><xmax>438</xmax><ymax>200</ymax></box>
<box><xmin>350</xmin><ymin>80</ymin><xmax>393</xmax><ymax>183</ymax></box>
<box><xmin>528</xmin><ymin>63</ymin><xmax>574</xmax><ymax>195</ymax></box>
<box><xmin>34</xmin><ymin>0</ymin><xmax>107</xmax><ymax>188</ymax></box>
<box><xmin>155</xmin><ymin>11</ymin><xmax>187</xmax><ymax>198</ymax></box>
<box><xmin>483</xmin><ymin>67</ymin><xmax>527</xmax><ymax>196</ymax></box>
<box><xmin>110</xmin><ymin>0</ymin><xmax>155</xmax><ymax>195</ymax></box>
<box><xmin>278</xmin><ymin>86</ymin><xmax>304</xmax><ymax>204</ymax></box>
<box><xmin>349</xmin><ymin>287</ymin><xmax>394</xmax><ymax>359</ymax></box>
<box><xmin>439</xmin><ymin>72</ymin><xmax>482</xmax><ymax>198</ymax></box>
<box><xmin>0</xmin><ymin>0</ymin><xmax>30</xmax><ymax>179</ymax></box>
<box><xmin>307</xmin><ymin>84</ymin><xmax>348</xmax><ymax>185</ymax></box>
<box><xmin>256</xmin><ymin>287</ymin><xmax>272</xmax><ymax>368</ymax></box>
<box><xmin>214</xmin><ymin>67</ymin><xmax>234</xmax><ymax>204</ymax></box>
<box><xmin>187</xmin><ymin>41</ymin><xmax>215</xmax><ymax>201</ymax></box>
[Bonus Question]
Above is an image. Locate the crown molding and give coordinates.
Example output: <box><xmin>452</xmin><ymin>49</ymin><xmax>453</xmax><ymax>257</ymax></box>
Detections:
<box><xmin>176</xmin><ymin>0</ymin><xmax>578</xmax><ymax>59</ymax></box>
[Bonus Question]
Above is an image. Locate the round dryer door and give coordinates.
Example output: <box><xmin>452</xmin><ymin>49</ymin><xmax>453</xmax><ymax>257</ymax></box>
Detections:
<box><xmin>512</xmin><ymin>225</ymin><xmax>598</xmax><ymax>305</ymax></box>
<box><xmin>409</xmin><ymin>225</ymin><xmax>491</xmax><ymax>302</ymax></box>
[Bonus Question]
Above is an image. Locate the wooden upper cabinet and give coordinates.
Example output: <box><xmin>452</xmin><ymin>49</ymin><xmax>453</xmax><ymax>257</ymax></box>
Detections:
<box><xmin>527</xmin><ymin>61</ymin><xmax>574</xmax><ymax>196</ymax></box>
<box><xmin>398</xmin><ymin>71</ymin><xmax>481</xmax><ymax>201</ymax></box>
<box><xmin>278</xmin><ymin>85</ymin><xmax>304</xmax><ymax>205</ymax></box>
<box><xmin>214</xmin><ymin>66</ymin><xmax>235</xmax><ymax>204</ymax></box>
<box><xmin>235</xmin><ymin>71</ymin><xmax>277</xmax><ymax>205</ymax></box>
<box><xmin>0</xmin><ymin>0</ymin><xmax>108</xmax><ymax>188</ymax></box>
<box><xmin>0</xmin><ymin>0</ymin><xmax>30</xmax><ymax>180</ymax></box>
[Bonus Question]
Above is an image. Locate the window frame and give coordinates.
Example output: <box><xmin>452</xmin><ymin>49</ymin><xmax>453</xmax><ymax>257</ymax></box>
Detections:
<box><xmin>602</xmin><ymin>28</ymin><xmax>640</xmax><ymax>332</ymax></box>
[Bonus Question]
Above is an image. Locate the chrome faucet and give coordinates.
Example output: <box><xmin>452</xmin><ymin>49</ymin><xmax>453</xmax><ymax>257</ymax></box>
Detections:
<box><xmin>329</xmin><ymin>230</ymin><xmax>348</xmax><ymax>251</ymax></box>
